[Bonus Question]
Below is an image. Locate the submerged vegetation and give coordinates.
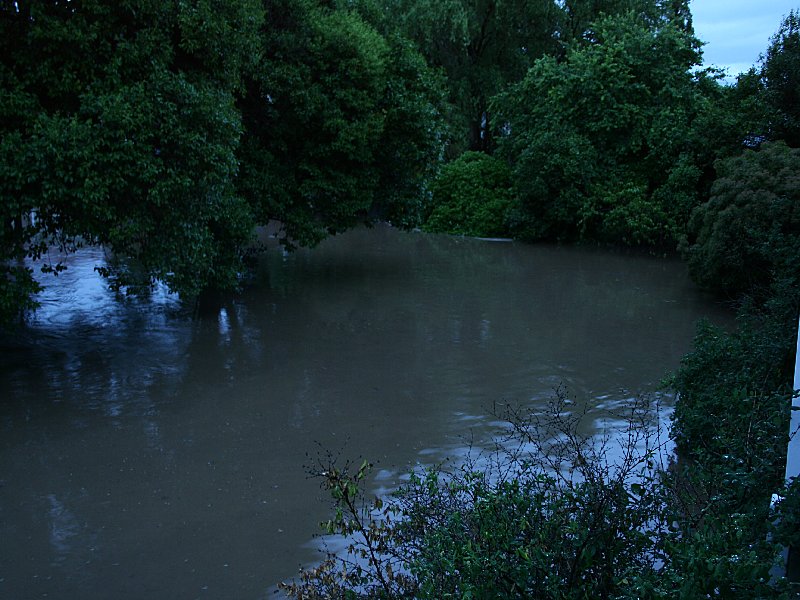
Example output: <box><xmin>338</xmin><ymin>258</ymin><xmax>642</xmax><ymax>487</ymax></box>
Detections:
<box><xmin>282</xmin><ymin>394</ymin><xmax>674</xmax><ymax>599</ymax></box>
<box><xmin>2</xmin><ymin>0</ymin><xmax>800</xmax><ymax>596</ymax></box>
<box><xmin>282</xmin><ymin>391</ymin><xmax>798</xmax><ymax>598</ymax></box>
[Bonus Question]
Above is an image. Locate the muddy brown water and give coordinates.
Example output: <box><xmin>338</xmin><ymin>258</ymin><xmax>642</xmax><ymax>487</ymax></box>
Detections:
<box><xmin>0</xmin><ymin>225</ymin><xmax>730</xmax><ymax>598</ymax></box>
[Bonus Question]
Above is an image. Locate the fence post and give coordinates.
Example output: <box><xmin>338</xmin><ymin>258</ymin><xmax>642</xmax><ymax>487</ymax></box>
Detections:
<box><xmin>784</xmin><ymin>317</ymin><xmax>800</xmax><ymax>579</ymax></box>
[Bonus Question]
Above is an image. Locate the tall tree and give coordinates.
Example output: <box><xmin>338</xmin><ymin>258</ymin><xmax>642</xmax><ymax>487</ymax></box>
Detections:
<box><xmin>237</xmin><ymin>0</ymin><xmax>446</xmax><ymax>248</ymax></box>
<box><xmin>238</xmin><ymin>0</ymin><xmax>389</xmax><ymax>248</ymax></box>
<box><xmin>0</xmin><ymin>0</ymin><xmax>264</xmax><ymax>322</ymax></box>
<box><xmin>495</xmin><ymin>10</ymin><xmax>706</xmax><ymax>245</ymax></box>
<box><xmin>683</xmin><ymin>141</ymin><xmax>800</xmax><ymax>297</ymax></box>
<box><xmin>384</xmin><ymin>0</ymin><xmax>561</xmax><ymax>154</ymax></box>
<box><xmin>761</xmin><ymin>10</ymin><xmax>800</xmax><ymax>146</ymax></box>
<box><xmin>554</xmin><ymin>0</ymin><xmax>692</xmax><ymax>51</ymax></box>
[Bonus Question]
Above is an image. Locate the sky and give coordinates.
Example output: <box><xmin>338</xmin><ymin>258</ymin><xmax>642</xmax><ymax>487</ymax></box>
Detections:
<box><xmin>690</xmin><ymin>0</ymin><xmax>798</xmax><ymax>78</ymax></box>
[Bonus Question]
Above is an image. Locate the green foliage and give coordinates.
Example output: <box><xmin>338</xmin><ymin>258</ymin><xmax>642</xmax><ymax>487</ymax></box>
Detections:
<box><xmin>408</xmin><ymin>477</ymin><xmax>647</xmax><ymax>599</ymax></box>
<box><xmin>669</xmin><ymin>215</ymin><xmax>800</xmax><ymax>598</ymax></box>
<box><xmin>423</xmin><ymin>152</ymin><xmax>513</xmax><ymax>237</ymax></box>
<box><xmin>671</xmin><ymin>201</ymin><xmax>798</xmax><ymax>500</ymax></box>
<box><xmin>380</xmin><ymin>0</ymin><xmax>693</xmax><ymax>155</ymax></box>
<box><xmin>282</xmin><ymin>395</ymin><xmax>697</xmax><ymax>599</ymax></box>
<box><xmin>674</xmin><ymin>78</ymin><xmax>800</xmax><ymax>580</ymax></box>
<box><xmin>385</xmin><ymin>0</ymin><xmax>562</xmax><ymax>154</ymax></box>
<box><xmin>582</xmin><ymin>178</ymin><xmax>672</xmax><ymax>246</ymax></box>
<box><xmin>237</xmin><ymin>0</ymin><xmax>446</xmax><ymax>248</ymax></box>
<box><xmin>762</xmin><ymin>10</ymin><xmax>800</xmax><ymax>147</ymax></box>
<box><xmin>0</xmin><ymin>0</ymin><xmax>447</xmax><ymax>322</ymax></box>
<box><xmin>662</xmin><ymin>499</ymin><xmax>785</xmax><ymax>599</ymax></box>
<box><xmin>495</xmin><ymin>10</ymin><xmax>709</xmax><ymax>246</ymax></box>
<box><xmin>677</xmin><ymin>73</ymin><xmax>760</xmax><ymax>210</ymax></box>
<box><xmin>669</xmin><ymin>317</ymin><xmax>793</xmax><ymax>516</ymax></box>
<box><xmin>0</xmin><ymin>0</ymin><xmax>262</xmax><ymax>305</ymax></box>
<box><xmin>350</xmin><ymin>33</ymin><xmax>448</xmax><ymax>229</ymax></box>
<box><xmin>238</xmin><ymin>0</ymin><xmax>389</xmax><ymax>247</ymax></box>
<box><xmin>665</xmin><ymin>310</ymin><xmax>796</xmax><ymax>598</ymax></box>
<box><xmin>682</xmin><ymin>141</ymin><xmax>800</xmax><ymax>298</ymax></box>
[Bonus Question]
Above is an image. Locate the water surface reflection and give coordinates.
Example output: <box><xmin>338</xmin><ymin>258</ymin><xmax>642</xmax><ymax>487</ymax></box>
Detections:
<box><xmin>0</xmin><ymin>226</ymin><xmax>729</xmax><ymax>598</ymax></box>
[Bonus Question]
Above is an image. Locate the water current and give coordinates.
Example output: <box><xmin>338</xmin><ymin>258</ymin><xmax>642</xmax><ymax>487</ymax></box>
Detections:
<box><xmin>0</xmin><ymin>225</ymin><xmax>731</xmax><ymax>598</ymax></box>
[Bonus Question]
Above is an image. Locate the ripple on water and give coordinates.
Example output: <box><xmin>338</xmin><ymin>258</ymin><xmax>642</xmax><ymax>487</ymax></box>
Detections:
<box><xmin>0</xmin><ymin>227</ymin><xmax>732</xmax><ymax>598</ymax></box>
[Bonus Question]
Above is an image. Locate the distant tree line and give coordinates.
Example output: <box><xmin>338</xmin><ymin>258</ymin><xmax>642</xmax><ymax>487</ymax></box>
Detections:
<box><xmin>420</xmin><ymin>1</ymin><xmax>799</xmax><ymax>259</ymax></box>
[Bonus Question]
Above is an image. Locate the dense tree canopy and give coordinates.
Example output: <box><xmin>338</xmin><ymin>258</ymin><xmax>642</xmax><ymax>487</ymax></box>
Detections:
<box><xmin>1</xmin><ymin>0</ymin><xmax>797</xmax><ymax>324</ymax></box>
<box><xmin>379</xmin><ymin>0</ymin><xmax>694</xmax><ymax>154</ymax></box>
<box><xmin>557</xmin><ymin>0</ymin><xmax>692</xmax><ymax>45</ymax></box>
<box><xmin>383</xmin><ymin>0</ymin><xmax>562</xmax><ymax>153</ymax></box>
<box><xmin>0</xmin><ymin>0</ymin><xmax>263</xmax><ymax>322</ymax></box>
<box><xmin>238</xmin><ymin>0</ymin><xmax>391</xmax><ymax>248</ymax></box>
<box><xmin>0</xmin><ymin>0</ymin><xmax>446</xmax><ymax>323</ymax></box>
<box><xmin>238</xmin><ymin>0</ymin><xmax>446</xmax><ymax>247</ymax></box>
<box><xmin>494</xmin><ymin>10</ymin><xmax>708</xmax><ymax>245</ymax></box>
<box><xmin>683</xmin><ymin>141</ymin><xmax>800</xmax><ymax>297</ymax></box>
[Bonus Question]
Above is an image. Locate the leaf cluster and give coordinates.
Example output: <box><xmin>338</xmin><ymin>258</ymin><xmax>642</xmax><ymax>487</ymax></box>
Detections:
<box><xmin>423</xmin><ymin>152</ymin><xmax>513</xmax><ymax>237</ymax></box>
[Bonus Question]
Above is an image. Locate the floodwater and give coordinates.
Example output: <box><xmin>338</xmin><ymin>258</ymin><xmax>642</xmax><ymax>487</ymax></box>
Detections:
<box><xmin>0</xmin><ymin>225</ymin><xmax>730</xmax><ymax>598</ymax></box>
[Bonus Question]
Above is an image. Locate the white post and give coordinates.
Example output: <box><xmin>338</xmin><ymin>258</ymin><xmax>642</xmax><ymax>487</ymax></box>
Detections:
<box><xmin>786</xmin><ymin>317</ymin><xmax>800</xmax><ymax>482</ymax></box>
<box><xmin>782</xmin><ymin>317</ymin><xmax>800</xmax><ymax>580</ymax></box>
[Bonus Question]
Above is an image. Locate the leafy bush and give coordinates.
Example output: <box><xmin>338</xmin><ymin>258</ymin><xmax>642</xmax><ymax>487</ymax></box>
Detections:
<box><xmin>401</xmin><ymin>397</ymin><xmax>671</xmax><ymax>599</ymax></box>
<box><xmin>580</xmin><ymin>178</ymin><xmax>673</xmax><ymax>246</ymax></box>
<box><xmin>682</xmin><ymin>141</ymin><xmax>800</xmax><ymax>298</ymax></box>
<box><xmin>283</xmin><ymin>385</ymin><xmax>797</xmax><ymax>598</ymax></box>
<box><xmin>423</xmin><ymin>152</ymin><xmax>513</xmax><ymax>237</ymax></box>
<box><xmin>667</xmin><ymin>259</ymin><xmax>800</xmax><ymax>599</ymax></box>
<box><xmin>662</xmin><ymin>498</ymin><xmax>784</xmax><ymax>599</ymax></box>
<box><xmin>670</xmin><ymin>318</ymin><xmax>791</xmax><ymax>471</ymax></box>
<box><xmin>282</xmin><ymin>393</ymin><xmax>788</xmax><ymax>599</ymax></box>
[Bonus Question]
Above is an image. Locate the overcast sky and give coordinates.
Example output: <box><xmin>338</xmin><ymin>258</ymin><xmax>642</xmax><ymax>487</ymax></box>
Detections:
<box><xmin>690</xmin><ymin>1</ymin><xmax>798</xmax><ymax>77</ymax></box>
